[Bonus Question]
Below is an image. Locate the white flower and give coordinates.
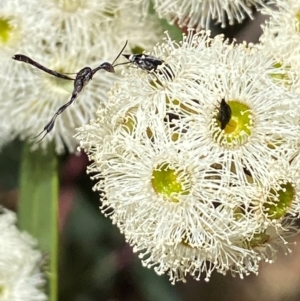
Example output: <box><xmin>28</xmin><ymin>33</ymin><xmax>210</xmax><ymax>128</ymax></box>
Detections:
<box><xmin>0</xmin><ymin>0</ymin><xmax>47</xmax><ymax>147</ymax></box>
<box><xmin>80</xmin><ymin>115</ymin><xmax>260</xmax><ymax>282</ymax></box>
<box><xmin>259</xmin><ymin>0</ymin><xmax>300</xmax><ymax>94</ymax></box>
<box><xmin>150</xmin><ymin>0</ymin><xmax>266</xmax><ymax>29</ymax></box>
<box><xmin>0</xmin><ymin>0</ymin><xmax>46</xmax><ymax>55</ymax></box>
<box><xmin>77</xmin><ymin>30</ymin><xmax>300</xmax><ymax>282</ymax></box>
<box><xmin>103</xmin><ymin>30</ymin><xmax>300</xmax><ymax>187</ymax></box>
<box><xmin>32</xmin><ymin>0</ymin><xmax>115</xmax><ymax>52</ymax></box>
<box><xmin>28</xmin><ymin>0</ymin><xmax>158</xmax><ymax>55</ymax></box>
<box><xmin>251</xmin><ymin>159</ymin><xmax>300</xmax><ymax>227</ymax></box>
<box><xmin>0</xmin><ymin>0</ymin><xmax>49</xmax><ymax>93</ymax></box>
<box><xmin>0</xmin><ymin>207</ymin><xmax>46</xmax><ymax>301</ymax></box>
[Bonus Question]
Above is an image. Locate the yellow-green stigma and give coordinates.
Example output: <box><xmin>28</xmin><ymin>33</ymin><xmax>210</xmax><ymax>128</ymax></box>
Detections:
<box><xmin>263</xmin><ymin>182</ymin><xmax>295</xmax><ymax>219</ymax></box>
<box><xmin>295</xmin><ymin>11</ymin><xmax>300</xmax><ymax>32</ymax></box>
<box><xmin>233</xmin><ymin>206</ymin><xmax>245</xmax><ymax>221</ymax></box>
<box><xmin>171</xmin><ymin>131</ymin><xmax>180</xmax><ymax>142</ymax></box>
<box><xmin>247</xmin><ymin>232</ymin><xmax>270</xmax><ymax>248</ymax></box>
<box><xmin>0</xmin><ymin>284</ymin><xmax>7</xmax><ymax>298</ymax></box>
<box><xmin>213</xmin><ymin>100</ymin><xmax>252</xmax><ymax>146</ymax></box>
<box><xmin>180</xmin><ymin>235</ymin><xmax>195</xmax><ymax>248</ymax></box>
<box><xmin>118</xmin><ymin>108</ymin><xmax>138</xmax><ymax>134</ymax></box>
<box><xmin>151</xmin><ymin>162</ymin><xmax>190</xmax><ymax>203</ymax></box>
<box><xmin>0</xmin><ymin>17</ymin><xmax>12</xmax><ymax>43</ymax></box>
<box><xmin>270</xmin><ymin>62</ymin><xmax>291</xmax><ymax>86</ymax></box>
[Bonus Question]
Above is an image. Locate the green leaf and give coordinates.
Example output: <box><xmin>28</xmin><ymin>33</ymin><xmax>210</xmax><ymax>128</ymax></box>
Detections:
<box><xmin>18</xmin><ymin>142</ymin><xmax>59</xmax><ymax>301</ymax></box>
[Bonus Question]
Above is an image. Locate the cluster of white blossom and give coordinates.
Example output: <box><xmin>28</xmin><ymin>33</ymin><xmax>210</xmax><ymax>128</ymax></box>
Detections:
<box><xmin>2</xmin><ymin>0</ymin><xmax>300</xmax><ymax>287</ymax></box>
<box><xmin>130</xmin><ymin>0</ymin><xmax>266</xmax><ymax>29</ymax></box>
<box><xmin>0</xmin><ymin>0</ymin><xmax>162</xmax><ymax>153</ymax></box>
<box><xmin>0</xmin><ymin>207</ymin><xmax>46</xmax><ymax>301</ymax></box>
<box><xmin>77</xmin><ymin>29</ymin><xmax>300</xmax><ymax>283</ymax></box>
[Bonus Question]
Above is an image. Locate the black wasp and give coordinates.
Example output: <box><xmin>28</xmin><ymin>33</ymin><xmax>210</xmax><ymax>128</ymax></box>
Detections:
<box><xmin>122</xmin><ymin>54</ymin><xmax>164</xmax><ymax>72</ymax></box>
<box><xmin>116</xmin><ymin>53</ymin><xmax>174</xmax><ymax>79</ymax></box>
<box><xmin>12</xmin><ymin>41</ymin><xmax>128</xmax><ymax>142</ymax></box>
<box><xmin>217</xmin><ymin>99</ymin><xmax>231</xmax><ymax>130</ymax></box>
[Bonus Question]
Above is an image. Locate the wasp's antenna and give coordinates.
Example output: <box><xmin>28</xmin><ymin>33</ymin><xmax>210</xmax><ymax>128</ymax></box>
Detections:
<box><xmin>12</xmin><ymin>54</ymin><xmax>74</xmax><ymax>80</ymax></box>
<box><xmin>112</xmin><ymin>40</ymin><xmax>128</xmax><ymax>66</ymax></box>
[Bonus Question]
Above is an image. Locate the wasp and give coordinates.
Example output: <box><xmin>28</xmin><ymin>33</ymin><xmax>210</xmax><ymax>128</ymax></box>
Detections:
<box><xmin>12</xmin><ymin>41</ymin><xmax>128</xmax><ymax>142</ymax></box>
<box><xmin>122</xmin><ymin>54</ymin><xmax>164</xmax><ymax>72</ymax></box>
<box><xmin>116</xmin><ymin>53</ymin><xmax>174</xmax><ymax>79</ymax></box>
